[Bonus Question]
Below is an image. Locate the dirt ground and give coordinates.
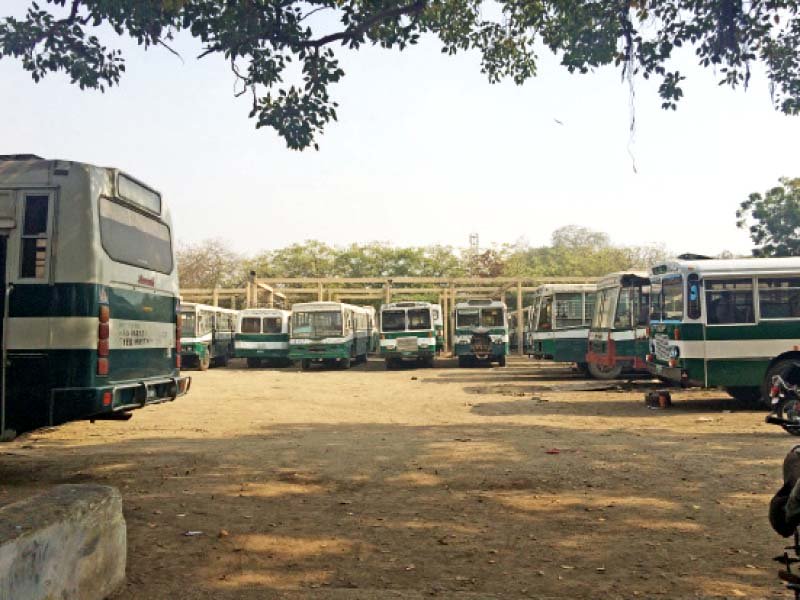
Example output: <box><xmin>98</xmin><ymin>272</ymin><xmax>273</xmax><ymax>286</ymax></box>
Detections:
<box><xmin>0</xmin><ymin>356</ymin><xmax>795</xmax><ymax>599</ymax></box>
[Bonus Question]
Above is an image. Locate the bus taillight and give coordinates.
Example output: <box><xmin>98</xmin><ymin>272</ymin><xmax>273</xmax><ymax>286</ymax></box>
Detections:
<box><xmin>673</xmin><ymin>328</ymin><xmax>681</xmax><ymax>340</ymax></box>
<box><xmin>97</xmin><ymin>301</ymin><xmax>110</xmax><ymax>376</ymax></box>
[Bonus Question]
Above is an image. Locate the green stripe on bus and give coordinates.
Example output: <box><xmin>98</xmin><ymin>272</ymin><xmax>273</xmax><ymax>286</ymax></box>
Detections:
<box><xmin>383</xmin><ymin>332</ymin><xmax>435</xmax><ymax>339</ymax></box>
<box><xmin>235</xmin><ymin>333</ymin><xmax>288</xmax><ymax>342</ymax></box>
<box><xmin>9</xmin><ymin>283</ymin><xmax>175</xmax><ymax>322</ymax></box>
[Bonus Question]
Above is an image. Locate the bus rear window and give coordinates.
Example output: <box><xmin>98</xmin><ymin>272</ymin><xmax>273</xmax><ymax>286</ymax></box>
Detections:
<box><xmin>263</xmin><ymin>317</ymin><xmax>282</xmax><ymax>333</ymax></box>
<box><xmin>99</xmin><ymin>197</ymin><xmax>173</xmax><ymax>274</ymax></box>
<box><xmin>555</xmin><ymin>293</ymin><xmax>582</xmax><ymax>329</ymax></box>
<box><xmin>241</xmin><ymin>317</ymin><xmax>261</xmax><ymax>333</ymax></box>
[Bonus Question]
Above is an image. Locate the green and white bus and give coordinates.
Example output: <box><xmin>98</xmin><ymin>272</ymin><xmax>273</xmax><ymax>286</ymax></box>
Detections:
<box><xmin>234</xmin><ymin>308</ymin><xmax>292</xmax><ymax>368</ymax></box>
<box><xmin>0</xmin><ymin>156</ymin><xmax>190</xmax><ymax>438</ymax></box>
<box><xmin>180</xmin><ymin>303</ymin><xmax>237</xmax><ymax>370</ymax></box>
<box><xmin>647</xmin><ymin>257</ymin><xmax>800</xmax><ymax>404</ymax></box>
<box><xmin>453</xmin><ymin>299</ymin><xmax>509</xmax><ymax>367</ymax></box>
<box><xmin>587</xmin><ymin>272</ymin><xmax>650</xmax><ymax>379</ymax></box>
<box><xmin>379</xmin><ymin>301</ymin><xmax>443</xmax><ymax>368</ymax></box>
<box><xmin>527</xmin><ymin>284</ymin><xmax>597</xmax><ymax>371</ymax></box>
<box><xmin>289</xmin><ymin>301</ymin><xmax>371</xmax><ymax>369</ymax></box>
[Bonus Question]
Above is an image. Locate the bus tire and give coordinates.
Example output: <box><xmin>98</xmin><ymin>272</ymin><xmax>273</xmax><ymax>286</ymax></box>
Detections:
<box><xmin>301</xmin><ymin>359</ymin><xmax>311</xmax><ymax>370</ymax></box>
<box><xmin>199</xmin><ymin>355</ymin><xmax>211</xmax><ymax>371</ymax></box>
<box><xmin>587</xmin><ymin>362</ymin><xmax>622</xmax><ymax>380</ymax></box>
<box><xmin>497</xmin><ymin>355</ymin><xmax>506</xmax><ymax>367</ymax></box>
<box><xmin>424</xmin><ymin>356</ymin><xmax>435</xmax><ymax>368</ymax></box>
<box><xmin>246</xmin><ymin>358</ymin><xmax>259</xmax><ymax>369</ymax></box>
<box><xmin>762</xmin><ymin>359</ymin><xmax>800</xmax><ymax>407</ymax></box>
<box><xmin>457</xmin><ymin>356</ymin><xmax>469</xmax><ymax>368</ymax></box>
<box><xmin>725</xmin><ymin>386</ymin><xmax>763</xmax><ymax>407</ymax></box>
<box><xmin>340</xmin><ymin>357</ymin><xmax>351</xmax><ymax>369</ymax></box>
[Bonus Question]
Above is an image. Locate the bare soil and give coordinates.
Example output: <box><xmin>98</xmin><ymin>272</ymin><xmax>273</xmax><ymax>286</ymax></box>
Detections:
<box><xmin>0</xmin><ymin>357</ymin><xmax>793</xmax><ymax>599</ymax></box>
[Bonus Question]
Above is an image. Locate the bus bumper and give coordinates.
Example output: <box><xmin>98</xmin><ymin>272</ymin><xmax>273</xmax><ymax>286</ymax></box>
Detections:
<box><xmin>289</xmin><ymin>346</ymin><xmax>351</xmax><ymax>361</ymax></box>
<box><xmin>50</xmin><ymin>376</ymin><xmax>191</xmax><ymax>425</ymax></box>
<box><xmin>235</xmin><ymin>349</ymin><xmax>289</xmax><ymax>359</ymax></box>
<box><xmin>381</xmin><ymin>349</ymin><xmax>436</xmax><ymax>360</ymax></box>
<box><xmin>646</xmin><ymin>361</ymin><xmax>695</xmax><ymax>386</ymax></box>
<box><xmin>454</xmin><ymin>343</ymin><xmax>506</xmax><ymax>360</ymax></box>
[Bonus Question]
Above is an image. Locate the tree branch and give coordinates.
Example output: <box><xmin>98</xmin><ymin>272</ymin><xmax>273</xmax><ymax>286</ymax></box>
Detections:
<box><xmin>299</xmin><ymin>0</ymin><xmax>426</xmax><ymax>48</ymax></box>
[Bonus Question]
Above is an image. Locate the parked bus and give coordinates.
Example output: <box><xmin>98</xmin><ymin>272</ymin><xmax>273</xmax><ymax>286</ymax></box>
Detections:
<box><xmin>647</xmin><ymin>257</ymin><xmax>800</xmax><ymax>404</ymax></box>
<box><xmin>289</xmin><ymin>301</ymin><xmax>371</xmax><ymax>369</ymax></box>
<box><xmin>587</xmin><ymin>272</ymin><xmax>650</xmax><ymax>379</ymax></box>
<box><xmin>363</xmin><ymin>305</ymin><xmax>380</xmax><ymax>353</ymax></box>
<box><xmin>234</xmin><ymin>308</ymin><xmax>292</xmax><ymax>367</ymax></box>
<box><xmin>180</xmin><ymin>303</ymin><xmax>237</xmax><ymax>370</ymax></box>
<box><xmin>0</xmin><ymin>156</ymin><xmax>190</xmax><ymax>438</ymax></box>
<box><xmin>453</xmin><ymin>299</ymin><xmax>509</xmax><ymax>367</ymax></box>
<box><xmin>379</xmin><ymin>301</ymin><xmax>443</xmax><ymax>368</ymax></box>
<box><xmin>527</xmin><ymin>284</ymin><xmax>597</xmax><ymax>371</ymax></box>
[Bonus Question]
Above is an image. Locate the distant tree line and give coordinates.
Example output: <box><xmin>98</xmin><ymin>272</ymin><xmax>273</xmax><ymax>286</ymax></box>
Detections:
<box><xmin>176</xmin><ymin>225</ymin><xmax>669</xmax><ymax>290</ymax></box>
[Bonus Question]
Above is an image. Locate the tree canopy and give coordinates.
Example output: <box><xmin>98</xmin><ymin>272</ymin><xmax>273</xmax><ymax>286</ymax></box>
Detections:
<box><xmin>737</xmin><ymin>177</ymin><xmax>800</xmax><ymax>257</ymax></box>
<box><xmin>3</xmin><ymin>1</ymin><xmax>800</xmax><ymax>149</ymax></box>
<box><xmin>176</xmin><ymin>225</ymin><xmax>668</xmax><ymax>288</ymax></box>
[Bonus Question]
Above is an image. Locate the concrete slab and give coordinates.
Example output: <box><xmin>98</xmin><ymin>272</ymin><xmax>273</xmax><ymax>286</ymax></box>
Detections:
<box><xmin>0</xmin><ymin>484</ymin><xmax>126</xmax><ymax>600</ymax></box>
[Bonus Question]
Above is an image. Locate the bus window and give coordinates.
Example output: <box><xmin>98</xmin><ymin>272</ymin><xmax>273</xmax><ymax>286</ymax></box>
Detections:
<box><xmin>263</xmin><ymin>317</ymin><xmax>282</xmax><ymax>333</ymax></box>
<box><xmin>633</xmin><ymin>288</ymin><xmax>650</xmax><ymax>327</ymax></box>
<box><xmin>181</xmin><ymin>312</ymin><xmax>197</xmax><ymax>337</ymax></box>
<box><xmin>614</xmin><ymin>289</ymin><xmax>631</xmax><ymax>329</ymax></box>
<box><xmin>456</xmin><ymin>309</ymin><xmax>480</xmax><ymax>328</ymax></box>
<box><xmin>537</xmin><ymin>297</ymin><xmax>553</xmax><ymax>330</ymax></box>
<box><xmin>662</xmin><ymin>277</ymin><xmax>683</xmax><ymax>320</ymax></box>
<box><xmin>594</xmin><ymin>288</ymin><xmax>618</xmax><ymax>329</ymax></box>
<box><xmin>382</xmin><ymin>310</ymin><xmax>405</xmax><ymax>332</ymax></box>
<box><xmin>555</xmin><ymin>293</ymin><xmax>582</xmax><ymax>328</ymax></box>
<box><xmin>408</xmin><ymin>309</ymin><xmax>431</xmax><ymax>330</ymax></box>
<box><xmin>687</xmin><ymin>274</ymin><xmax>701</xmax><ymax>320</ymax></box>
<box><xmin>482</xmin><ymin>308</ymin><xmax>504</xmax><ymax>327</ymax></box>
<box><xmin>99</xmin><ymin>197</ymin><xmax>173</xmax><ymax>274</ymax></box>
<box><xmin>199</xmin><ymin>311</ymin><xmax>214</xmax><ymax>335</ymax></box>
<box><xmin>706</xmin><ymin>279</ymin><xmax>754</xmax><ymax>325</ymax></box>
<box><xmin>20</xmin><ymin>194</ymin><xmax>49</xmax><ymax>279</ymax></box>
<box><xmin>241</xmin><ymin>317</ymin><xmax>261</xmax><ymax>333</ymax></box>
<box><xmin>759</xmin><ymin>278</ymin><xmax>800</xmax><ymax>319</ymax></box>
<box><xmin>292</xmin><ymin>311</ymin><xmax>342</xmax><ymax>338</ymax></box>
<box><xmin>584</xmin><ymin>292</ymin><xmax>596</xmax><ymax>325</ymax></box>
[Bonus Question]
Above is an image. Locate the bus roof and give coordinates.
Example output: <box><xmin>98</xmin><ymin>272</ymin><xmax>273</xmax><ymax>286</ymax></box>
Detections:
<box><xmin>238</xmin><ymin>308</ymin><xmax>291</xmax><ymax>317</ymax></box>
<box><xmin>454</xmin><ymin>299</ymin><xmax>507</xmax><ymax>309</ymax></box>
<box><xmin>651</xmin><ymin>257</ymin><xmax>800</xmax><ymax>278</ymax></box>
<box><xmin>596</xmin><ymin>271</ymin><xmax>649</xmax><ymax>289</ymax></box>
<box><xmin>381</xmin><ymin>301</ymin><xmax>438</xmax><ymax>310</ymax></box>
<box><xmin>179</xmin><ymin>302</ymin><xmax>238</xmax><ymax>314</ymax></box>
<box><xmin>291</xmin><ymin>301</ymin><xmax>369</xmax><ymax>313</ymax></box>
<box><xmin>533</xmin><ymin>283</ymin><xmax>597</xmax><ymax>295</ymax></box>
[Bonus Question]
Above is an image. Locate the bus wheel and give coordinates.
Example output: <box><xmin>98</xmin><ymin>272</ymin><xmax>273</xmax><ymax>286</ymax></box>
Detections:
<box><xmin>301</xmin><ymin>359</ymin><xmax>311</xmax><ymax>370</ymax></box>
<box><xmin>424</xmin><ymin>356</ymin><xmax>435</xmax><ymax>368</ymax></box>
<box><xmin>340</xmin><ymin>357</ymin><xmax>351</xmax><ymax>369</ymax></box>
<box><xmin>497</xmin><ymin>355</ymin><xmax>506</xmax><ymax>367</ymax></box>
<box><xmin>199</xmin><ymin>356</ymin><xmax>211</xmax><ymax>371</ymax></box>
<box><xmin>726</xmin><ymin>386</ymin><xmax>763</xmax><ymax>407</ymax></box>
<box><xmin>587</xmin><ymin>362</ymin><xmax>622</xmax><ymax>380</ymax></box>
<box><xmin>246</xmin><ymin>358</ymin><xmax>259</xmax><ymax>368</ymax></box>
<box><xmin>457</xmin><ymin>356</ymin><xmax>469</xmax><ymax>368</ymax></box>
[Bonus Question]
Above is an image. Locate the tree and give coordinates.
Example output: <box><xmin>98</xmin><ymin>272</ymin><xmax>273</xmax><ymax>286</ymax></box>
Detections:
<box><xmin>737</xmin><ymin>177</ymin><xmax>800</xmax><ymax>257</ymax></box>
<box><xmin>3</xmin><ymin>1</ymin><xmax>800</xmax><ymax>150</ymax></box>
<box><xmin>176</xmin><ymin>238</ymin><xmax>244</xmax><ymax>288</ymax></box>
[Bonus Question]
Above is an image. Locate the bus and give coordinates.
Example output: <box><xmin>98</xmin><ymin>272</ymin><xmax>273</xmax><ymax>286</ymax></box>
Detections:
<box><xmin>453</xmin><ymin>299</ymin><xmax>509</xmax><ymax>367</ymax></box>
<box><xmin>363</xmin><ymin>305</ymin><xmax>380</xmax><ymax>354</ymax></box>
<box><xmin>586</xmin><ymin>272</ymin><xmax>650</xmax><ymax>379</ymax></box>
<box><xmin>234</xmin><ymin>308</ymin><xmax>292</xmax><ymax>368</ymax></box>
<box><xmin>289</xmin><ymin>301</ymin><xmax>371</xmax><ymax>369</ymax></box>
<box><xmin>180</xmin><ymin>303</ymin><xmax>237</xmax><ymax>370</ymax></box>
<box><xmin>379</xmin><ymin>301</ymin><xmax>443</xmax><ymax>368</ymax></box>
<box><xmin>0</xmin><ymin>156</ymin><xmax>190</xmax><ymax>438</ymax></box>
<box><xmin>646</xmin><ymin>257</ymin><xmax>800</xmax><ymax>404</ymax></box>
<box><xmin>527</xmin><ymin>284</ymin><xmax>597</xmax><ymax>371</ymax></box>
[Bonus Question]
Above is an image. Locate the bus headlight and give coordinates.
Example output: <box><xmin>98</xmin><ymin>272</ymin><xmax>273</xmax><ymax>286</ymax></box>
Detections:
<box><xmin>669</xmin><ymin>346</ymin><xmax>680</xmax><ymax>359</ymax></box>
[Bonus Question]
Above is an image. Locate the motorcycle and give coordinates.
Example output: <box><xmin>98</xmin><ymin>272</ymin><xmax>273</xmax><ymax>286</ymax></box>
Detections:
<box><xmin>766</xmin><ymin>374</ymin><xmax>800</xmax><ymax>436</ymax></box>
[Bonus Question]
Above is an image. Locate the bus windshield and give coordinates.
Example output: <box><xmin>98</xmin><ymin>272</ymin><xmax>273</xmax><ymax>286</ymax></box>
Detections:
<box><xmin>292</xmin><ymin>311</ymin><xmax>343</xmax><ymax>338</ymax></box>
<box><xmin>482</xmin><ymin>308</ymin><xmax>504</xmax><ymax>327</ymax></box>
<box><xmin>593</xmin><ymin>287</ymin><xmax>619</xmax><ymax>329</ymax></box>
<box><xmin>555</xmin><ymin>293</ymin><xmax>583</xmax><ymax>328</ymax></box>
<box><xmin>651</xmin><ymin>276</ymin><xmax>683</xmax><ymax>321</ymax></box>
<box><xmin>382</xmin><ymin>310</ymin><xmax>406</xmax><ymax>332</ymax></box>
<box><xmin>407</xmin><ymin>309</ymin><xmax>431</xmax><ymax>330</ymax></box>
<box><xmin>456</xmin><ymin>309</ymin><xmax>480</xmax><ymax>328</ymax></box>
<box><xmin>180</xmin><ymin>312</ymin><xmax>196</xmax><ymax>337</ymax></box>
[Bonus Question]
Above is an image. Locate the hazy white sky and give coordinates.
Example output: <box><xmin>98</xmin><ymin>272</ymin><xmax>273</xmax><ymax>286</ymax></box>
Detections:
<box><xmin>3</xmin><ymin>1</ymin><xmax>799</xmax><ymax>258</ymax></box>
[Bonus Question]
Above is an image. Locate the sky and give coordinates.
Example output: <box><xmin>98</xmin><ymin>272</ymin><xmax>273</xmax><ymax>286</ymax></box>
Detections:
<box><xmin>2</xmin><ymin>2</ymin><xmax>799</xmax><ymax>259</ymax></box>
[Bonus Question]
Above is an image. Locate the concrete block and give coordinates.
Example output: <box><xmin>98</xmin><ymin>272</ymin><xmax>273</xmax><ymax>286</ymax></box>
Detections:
<box><xmin>0</xmin><ymin>484</ymin><xmax>126</xmax><ymax>600</ymax></box>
